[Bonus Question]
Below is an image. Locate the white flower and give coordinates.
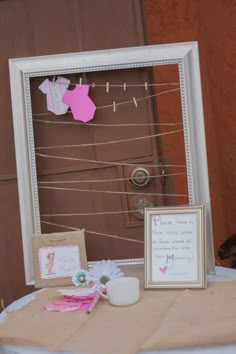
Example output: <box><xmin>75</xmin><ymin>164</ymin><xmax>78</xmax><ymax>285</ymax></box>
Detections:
<box><xmin>88</xmin><ymin>260</ymin><xmax>124</xmax><ymax>291</ymax></box>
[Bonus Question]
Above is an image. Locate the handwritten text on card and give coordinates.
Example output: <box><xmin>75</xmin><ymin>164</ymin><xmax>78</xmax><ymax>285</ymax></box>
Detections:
<box><xmin>151</xmin><ymin>213</ymin><xmax>198</xmax><ymax>282</ymax></box>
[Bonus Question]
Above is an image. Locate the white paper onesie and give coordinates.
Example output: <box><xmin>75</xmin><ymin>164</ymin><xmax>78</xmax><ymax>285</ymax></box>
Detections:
<box><xmin>39</xmin><ymin>76</ymin><xmax>70</xmax><ymax>115</ymax></box>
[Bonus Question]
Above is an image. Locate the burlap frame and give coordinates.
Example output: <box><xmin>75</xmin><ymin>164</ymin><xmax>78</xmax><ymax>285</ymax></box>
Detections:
<box><xmin>32</xmin><ymin>229</ymin><xmax>87</xmax><ymax>288</ymax></box>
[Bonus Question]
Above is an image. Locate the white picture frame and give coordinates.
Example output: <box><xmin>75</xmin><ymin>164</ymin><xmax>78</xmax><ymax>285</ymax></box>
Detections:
<box><xmin>8</xmin><ymin>42</ymin><xmax>215</xmax><ymax>284</ymax></box>
<box><xmin>144</xmin><ymin>205</ymin><xmax>206</xmax><ymax>288</ymax></box>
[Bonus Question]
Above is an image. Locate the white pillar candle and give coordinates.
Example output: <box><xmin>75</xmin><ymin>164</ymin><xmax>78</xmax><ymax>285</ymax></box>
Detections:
<box><xmin>105</xmin><ymin>277</ymin><xmax>140</xmax><ymax>306</ymax></box>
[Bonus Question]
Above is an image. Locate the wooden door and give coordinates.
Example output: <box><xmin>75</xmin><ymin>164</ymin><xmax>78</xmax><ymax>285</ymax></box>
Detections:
<box><xmin>0</xmin><ymin>0</ymin><xmax>168</xmax><ymax>305</ymax></box>
<box><xmin>0</xmin><ymin>0</ymin><xmax>189</xmax><ymax>305</ymax></box>
<box><xmin>31</xmin><ymin>65</ymin><xmax>167</xmax><ymax>261</ymax></box>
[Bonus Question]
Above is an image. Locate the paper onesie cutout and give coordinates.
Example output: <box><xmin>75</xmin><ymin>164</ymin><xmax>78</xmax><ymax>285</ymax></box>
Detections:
<box><xmin>39</xmin><ymin>76</ymin><xmax>70</xmax><ymax>115</ymax></box>
<box><xmin>62</xmin><ymin>84</ymin><xmax>96</xmax><ymax>122</ymax></box>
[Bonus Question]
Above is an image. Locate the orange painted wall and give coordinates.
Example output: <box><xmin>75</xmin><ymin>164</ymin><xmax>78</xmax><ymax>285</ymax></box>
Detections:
<box><xmin>144</xmin><ymin>0</ymin><xmax>236</xmax><ymax>265</ymax></box>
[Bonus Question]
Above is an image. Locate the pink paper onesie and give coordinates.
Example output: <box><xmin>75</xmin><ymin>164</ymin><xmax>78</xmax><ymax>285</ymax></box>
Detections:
<box><xmin>39</xmin><ymin>76</ymin><xmax>70</xmax><ymax>115</ymax></box>
<box><xmin>62</xmin><ymin>84</ymin><xmax>96</xmax><ymax>122</ymax></box>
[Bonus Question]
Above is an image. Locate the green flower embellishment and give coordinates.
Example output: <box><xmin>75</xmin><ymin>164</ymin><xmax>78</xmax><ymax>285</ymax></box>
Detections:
<box><xmin>99</xmin><ymin>275</ymin><xmax>111</xmax><ymax>285</ymax></box>
<box><xmin>72</xmin><ymin>269</ymin><xmax>90</xmax><ymax>287</ymax></box>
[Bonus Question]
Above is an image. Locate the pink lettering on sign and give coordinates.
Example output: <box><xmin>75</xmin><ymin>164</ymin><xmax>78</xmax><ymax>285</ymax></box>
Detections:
<box><xmin>62</xmin><ymin>84</ymin><xmax>96</xmax><ymax>122</ymax></box>
<box><xmin>159</xmin><ymin>266</ymin><xmax>168</xmax><ymax>274</ymax></box>
<box><xmin>153</xmin><ymin>215</ymin><xmax>161</xmax><ymax>226</ymax></box>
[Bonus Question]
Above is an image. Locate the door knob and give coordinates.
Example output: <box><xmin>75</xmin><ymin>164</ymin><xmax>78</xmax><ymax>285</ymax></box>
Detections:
<box><xmin>130</xmin><ymin>167</ymin><xmax>151</xmax><ymax>187</ymax></box>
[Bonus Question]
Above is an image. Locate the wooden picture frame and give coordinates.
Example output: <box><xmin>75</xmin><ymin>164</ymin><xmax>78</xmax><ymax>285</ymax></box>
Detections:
<box><xmin>144</xmin><ymin>205</ymin><xmax>206</xmax><ymax>288</ymax></box>
<box><xmin>8</xmin><ymin>42</ymin><xmax>215</xmax><ymax>284</ymax></box>
<box><xmin>32</xmin><ymin>230</ymin><xmax>87</xmax><ymax>288</ymax></box>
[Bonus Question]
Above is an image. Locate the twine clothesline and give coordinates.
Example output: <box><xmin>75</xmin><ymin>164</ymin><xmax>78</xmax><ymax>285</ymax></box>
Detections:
<box><xmin>36</xmin><ymin>152</ymin><xmax>186</xmax><ymax>169</ymax></box>
<box><xmin>95</xmin><ymin>88</ymin><xmax>180</xmax><ymax>110</ymax></box>
<box><xmin>36</xmin><ymin>129</ymin><xmax>184</xmax><ymax>150</ymax></box>
<box><xmin>41</xmin><ymin>209</ymin><xmax>146</xmax><ymax>217</ymax></box>
<box><xmin>33</xmin><ymin>118</ymin><xmax>183</xmax><ymax>127</ymax></box>
<box><xmin>37</xmin><ymin>172</ymin><xmax>186</xmax><ymax>185</ymax></box>
<box><xmin>34</xmin><ymin>87</ymin><xmax>180</xmax><ymax>116</ymax></box>
<box><xmin>41</xmin><ymin>220</ymin><xmax>144</xmax><ymax>244</ymax></box>
<box><xmin>35</xmin><ymin>76</ymin><xmax>179</xmax><ymax>89</ymax></box>
<box><xmin>38</xmin><ymin>185</ymin><xmax>188</xmax><ymax>197</ymax></box>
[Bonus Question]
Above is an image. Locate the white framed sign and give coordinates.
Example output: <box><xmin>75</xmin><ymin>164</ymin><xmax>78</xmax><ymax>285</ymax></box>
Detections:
<box><xmin>144</xmin><ymin>205</ymin><xmax>206</xmax><ymax>288</ymax></box>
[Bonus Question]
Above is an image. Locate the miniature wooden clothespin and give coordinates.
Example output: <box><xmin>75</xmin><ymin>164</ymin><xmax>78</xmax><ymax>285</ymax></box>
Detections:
<box><xmin>113</xmin><ymin>101</ymin><xmax>116</xmax><ymax>112</ymax></box>
<box><xmin>133</xmin><ymin>97</ymin><xmax>138</xmax><ymax>107</ymax></box>
<box><xmin>123</xmin><ymin>82</ymin><xmax>127</xmax><ymax>91</ymax></box>
<box><xmin>1</xmin><ymin>298</ymin><xmax>5</xmax><ymax>310</ymax></box>
<box><xmin>79</xmin><ymin>78</ymin><xmax>83</xmax><ymax>87</ymax></box>
<box><xmin>106</xmin><ymin>82</ymin><xmax>110</xmax><ymax>93</ymax></box>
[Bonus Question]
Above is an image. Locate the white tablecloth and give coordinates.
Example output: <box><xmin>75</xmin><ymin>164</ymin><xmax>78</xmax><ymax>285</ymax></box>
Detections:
<box><xmin>1</xmin><ymin>266</ymin><xmax>236</xmax><ymax>354</ymax></box>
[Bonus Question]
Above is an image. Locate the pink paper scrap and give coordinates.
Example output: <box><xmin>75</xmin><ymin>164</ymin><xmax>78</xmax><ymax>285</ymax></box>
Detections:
<box><xmin>44</xmin><ymin>291</ymin><xmax>97</xmax><ymax>312</ymax></box>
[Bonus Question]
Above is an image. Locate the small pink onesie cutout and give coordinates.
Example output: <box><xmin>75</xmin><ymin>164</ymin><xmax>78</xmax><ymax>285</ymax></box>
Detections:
<box><xmin>62</xmin><ymin>84</ymin><xmax>96</xmax><ymax>122</ymax></box>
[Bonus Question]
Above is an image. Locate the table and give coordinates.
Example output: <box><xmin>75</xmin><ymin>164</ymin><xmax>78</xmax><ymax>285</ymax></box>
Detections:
<box><xmin>1</xmin><ymin>266</ymin><xmax>236</xmax><ymax>354</ymax></box>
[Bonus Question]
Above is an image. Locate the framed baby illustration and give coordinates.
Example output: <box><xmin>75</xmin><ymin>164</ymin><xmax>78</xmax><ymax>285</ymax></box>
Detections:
<box><xmin>32</xmin><ymin>229</ymin><xmax>87</xmax><ymax>288</ymax></box>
